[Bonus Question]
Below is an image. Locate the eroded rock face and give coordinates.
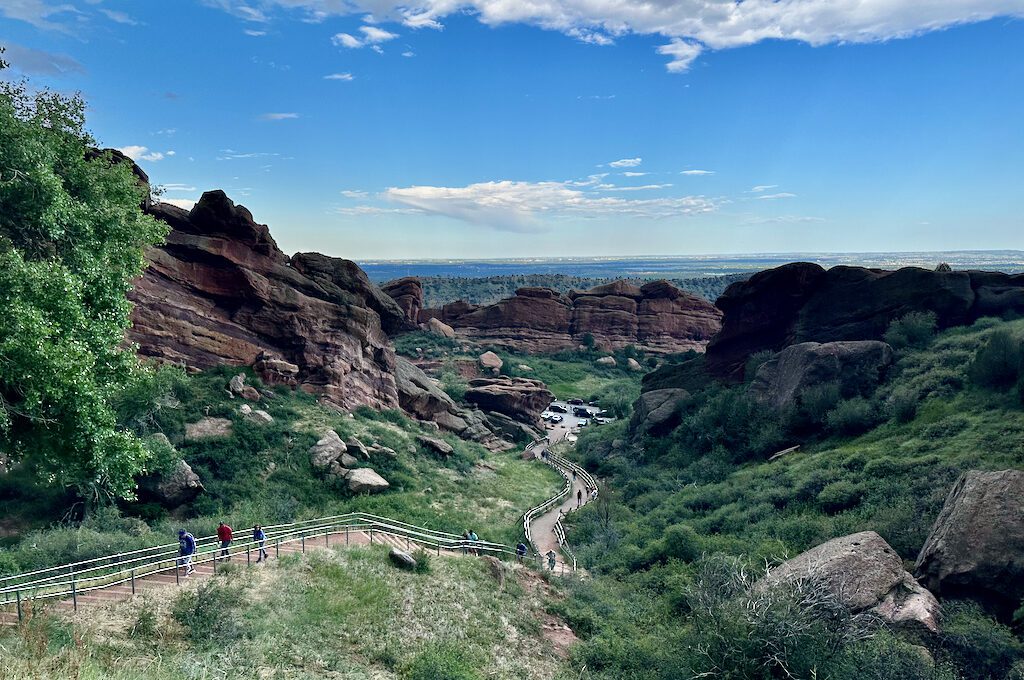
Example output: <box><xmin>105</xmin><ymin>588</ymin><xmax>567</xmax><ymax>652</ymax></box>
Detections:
<box><xmin>747</xmin><ymin>341</ymin><xmax>894</xmax><ymax>411</ymax></box>
<box><xmin>706</xmin><ymin>263</ymin><xmax>1024</xmax><ymax>380</ymax></box>
<box><xmin>464</xmin><ymin>376</ymin><xmax>554</xmax><ymax>425</ymax></box>
<box><xmin>393</xmin><ymin>357</ymin><xmax>498</xmax><ymax>445</ymax></box>
<box><xmin>765</xmin><ymin>531</ymin><xmax>941</xmax><ymax>633</ymax></box>
<box><xmin>137</xmin><ymin>434</ymin><xmax>204</xmax><ymax>506</ymax></box>
<box><xmin>419</xmin><ymin>280</ymin><xmax>722</xmax><ymax>354</ymax></box>
<box><xmin>629</xmin><ymin>388</ymin><xmax>689</xmax><ymax>437</ymax></box>
<box><xmin>381</xmin><ymin>277</ymin><xmax>423</xmax><ymax>327</ymax></box>
<box><xmin>915</xmin><ymin>470</ymin><xmax>1024</xmax><ymax>619</ymax></box>
<box><xmin>129</xmin><ymin>191</ymin><xmax>407</xmax><ymax>411</ymax></box>
<box><xmin>346</xmin><ymin>467</ymin><xmax>390</xmax><ymax>493</ymax></box>
<box><xmin>309</xmin><ymin>430</ymin><xmax>346</xmax><ymax>469</ymax></box>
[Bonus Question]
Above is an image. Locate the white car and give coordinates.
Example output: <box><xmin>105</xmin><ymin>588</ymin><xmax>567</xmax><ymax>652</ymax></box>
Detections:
<box><xmin>550</xmin><ymin>414</ymin><xmax>564</xmax><ymax>423</ymax></box>
<box><xmin>577</xmin><ymin>419</ymin><xmax>590</xmax><ymax>427</ymax></box>
<box><xmin>565</xmin><ymin>433</ymin><xmax>578</xmax><ymax>443</ymax></box>
<box><xmin>541</xmin><ymin>411</ymin><xmax>554</xmax><ymax>420</ymax></box>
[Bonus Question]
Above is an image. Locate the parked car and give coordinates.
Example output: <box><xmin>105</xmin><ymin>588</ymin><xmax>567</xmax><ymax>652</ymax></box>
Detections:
<box><xmin>578</xmin><ymin>419</ymin><xmax>590</xmax><ymax>427</ymax></box>
<box><xmin>541</xmin><ymin>411</ymin><xmax>554</xmax><ymax>420</ymax></box>
<box><xmin>550</xmin><ymin>404</ymin><xmax>568</xmax><ymax>413</ymax></box>
<box><xmin>588</xmin><ymin>400</ymin><xmax>600</xmax><ymax>406</ymax></box>
<box><xmin>567</xmin><ymin>398</ymin><xmax>584</xmax><ymax>406</ymax></box>
<box><xmin>595</xmin><ymin>417</ymin><xmax>614</xmax><ymax>424</ymax></box>
<box><xmin>550</xmin><ymin>414</ymin><xmax>564</xmax><ymax>423</ymax></box>
<box><xmin>573</xmin><ymin>407</ymin><xmax>591</xmax><ymax>417</ymax></box>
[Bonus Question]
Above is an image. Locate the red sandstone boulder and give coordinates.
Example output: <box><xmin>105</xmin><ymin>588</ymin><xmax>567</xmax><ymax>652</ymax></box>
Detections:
<box><xmin>381</xmin><ymin>277</ymin><xmax>423</xmax><ymax>327</ymax></box>
<box><xmin>464</xmin><ymin>376</ymin><xmax>554</xmax><ymax>424</ymax></box>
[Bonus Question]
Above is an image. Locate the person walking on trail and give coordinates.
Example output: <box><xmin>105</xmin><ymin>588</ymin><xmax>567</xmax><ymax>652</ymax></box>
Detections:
<box><xmin>577</xmin><ymin>489</ymin><xmax>583</xmax><ymax>508</ymax></box>
<box><xmin>572</xmin><ymin>469</ymin><xmax>577</xmax><ymax>482</ymax></box>
<box><xmin>217</xmin><ymin>522</ymin><xmax>233</xmax><ymax>560</ymax></box>
<box><xmin>546</xmin><ymin>549</ymin><xmax>557</xmax><ymax>571</ymax></box>
<box><xmin>253</xmin><ymin>525</ymin><xmax>268</xmax><ymax>563</ymax></box>
<box><xmin>515</xmin><ymin>541</ymin><xmax>528</xmax><ymax>564</ymax></box>
<box><xmin>590</xmin><ymin>488</ymin><xmax>598</xmax><ymax>501</ymax></box>
<box><xmin>178</xmin><ymin>529</ymin><xmax>196</xmax><ymax>576</ymax></box>
<box><xmin>461</xmin><ymin>530</ymin><xmax>470</xmax><ymax>555</ymax></box>
<box><xmin>468</xmin><ymin>530</ymin><xmax>480</xmax><ymax>556</ymax></box>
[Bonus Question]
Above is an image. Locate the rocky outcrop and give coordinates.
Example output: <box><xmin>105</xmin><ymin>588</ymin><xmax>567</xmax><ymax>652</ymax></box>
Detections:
<box><xmin>427</xmin><ymin>317</ymin><xmax>456</xmax><ymax>338</ymax></box>
<box><xmin>706</xmin><ymin>263</ymin><xmax>1024</xmax><ymax>379</ymax></box>
<box><xmin>419</xmin><ymin>280</ymin><xmax>722</xmax><ymax>354</ymax></box>
<box><xmin>381</xmin><ymin>277</ymin><xmax>422</xmax><ymax>327</ymax></box>
<box><xmin>417</xmin><ymin>435</ymin><xmax>454</xmax><ymax>457</ymax></box>
<box><xmin>464</xmin><ymin>377</ymin><xmax>553</xmax><ymax>425</ymax></box>
<box><xmin>479</xmin><ymin>351</ymin><xmax>504</xmax><ymax>374</ymax></box>
<box><xmin>309</xmin><ymin>430</ymin><xmax>348</xmax><ymax>470</ymax></box>
<box><xmin>915</xmin><ymin>470</ymin><xmax>1024</xmax><ymax>619</ymax></box>
<box><xmin>747</xmin><ymin>341</ymin><xmax>894</xmax><ymax>411</ymax></box>
<box><xmin>764</xmin><ymin>531</ymin><xmax>941</xmax><ymax>633</ymax></box>
<box><xmin>184</xmin><ymin>417</ymin><xmax>233</xmax><ymax>441</ymax></box>
<box><xmin>393</xmin><ymin>357</ymin><xmax>498</xmax><ymax>445</ymax></box>
<box><xmin>129</xmin><ymin>191</ymin><xmax>407</xmax><ymax>411</ymax></box>
<box><xmin>629</xmin><ymin>388</ymin><xmax>689</xmax><ymax>437</ymax></box>
<box><xmin>137</xmin><ymin>434</ymin><xmax>204</xmax><ymax>506</ymax></box>
<box><xmin>346</xmin><ymin>467</ymin><xmax>390</xmax><ymax>493</ymax></box>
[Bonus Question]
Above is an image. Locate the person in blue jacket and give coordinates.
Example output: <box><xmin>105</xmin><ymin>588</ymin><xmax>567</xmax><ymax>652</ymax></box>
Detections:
<box><xmin>253</xmin><ymin>525</ymin><xmax>269</xmax><ymax>563</ymax></box>
<box><xmin>178</xmin><ymin>529</ymin><xmax>196</xmax><ymax>576</ymax></box>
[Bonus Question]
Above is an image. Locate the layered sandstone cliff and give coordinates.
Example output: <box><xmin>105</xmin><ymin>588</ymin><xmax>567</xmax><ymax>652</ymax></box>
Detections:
<box><xmin>129</xmin><ymin>191</ymin><xmax>408</xmax><ymax>410</ymax></box>
<box><xmin>414</xmin><ymin>280</ymin><xmax>722</xmax><ymax>354</ymax></box>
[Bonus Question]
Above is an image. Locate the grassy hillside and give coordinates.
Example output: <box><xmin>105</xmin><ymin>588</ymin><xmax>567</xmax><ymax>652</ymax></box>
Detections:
<box><xmin>0</xmin><ymin>544</ymin><xmax>572</xmax><ymax>679</ymax></box>
<box><xmin>557</xmin><ymin>316</ymin><xmax>1024</xmax><ymax>679</ymax></box>
<box><xmin>0</xmin><ymin>366</ymin><xmax>561</xmax><ymax>575</ymax></box>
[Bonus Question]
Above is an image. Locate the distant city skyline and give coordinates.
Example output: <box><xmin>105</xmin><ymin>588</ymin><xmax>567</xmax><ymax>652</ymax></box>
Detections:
<box><xmin>2</xmin><ymin>1</ymin><xmax>1022</xmax><ymax>259</ymax></box>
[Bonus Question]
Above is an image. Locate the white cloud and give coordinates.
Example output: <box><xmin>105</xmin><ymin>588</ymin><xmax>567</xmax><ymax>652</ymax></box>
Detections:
<box><xmin>162</xmin><ymin>183</ymin><xmax>198</xmax><ymax>192</ymax></box>
<box><xmin>155</xmin><ymin>128</ymin><xmax>177</xmax><ymax>135</ymax></box>
<box><xmin>116</xmin><ymin>145</ymin><xmax>170</xmax><ymax>162</ymax></box>
<box><xmin>244</xmin><ymin>29</ymin><xmax>267</xmax><ymax>36</ymax></box>
<box><xmin>334</xmin><ymin>205</ymin><xmax>424</xmax><ymax>216</ymax></box>
<box><xmin>681</xmin><ymin>169</ymin><xmax>714</xmax><ymax>176</ymax></box>
<box><xmin>216</xmin><ymin>149</ymin><xmax>279</xmax><ymax>160</ymax></box>
<box><xmin>1</xmin><ymin>42</ymin><xmax>84</xmax><ymax>77</ymax></box>
<box><xmin>402</xmin><ymin>50</ymin><xmax>416</xmax><ymax>57</ymax></box>
<box><xmin>601</xmin><ymin>183</ymin><xmax>673</xmax><ymax>192</ymax></box>
<box><xmin>0</xmin><ymin>0</ymin><xmax>78</xmax><ymax>31</ymax></box>
<box><xmin>259</xmin><ymin>112</ymin><xmax>299</xmax><ymax>120</ymax></box>
<box><xmin>657</xmin><ymin>39</ymin><xmax>702</xmax><ymax>72</ymax></box>
<box><xmin>381</xmin><ymin>178</ymin><xmax>717</xmax><ymax>232</ymax></box>
<box><xmin>751</xmin><ymin>184</ymin><xmax>778</xmax><ymax>192</ymax></box>
<box><xmin>622</xmin><ymin>171</ymin><xmax>647</xmax><ymax>177</ymax></box>
<box><xmin>758</xmin><ymin>192</ymin><xmax>797</xmax><ymax>200</ymax></box>
<box><xmin>99</xmin><ymin>8</ymin><xmax>138</xmax><ymax>25</ymax></box>
<box><xmin>341</xmin><ymin>189</ymin><xmax>369</xmax><ymax>198</ymax></box>
<box><xmin>324</xmin><ymin>72</ymin><xmax>355</xmax><ymax>80</ymax></box>
<box><xmin>609</xmin><ymin>157</ymin><xmax>641</xmax><ymax>168</ymax></box>
<box><xmin>204</xmin><ymin>0</ymin><xmax>1024</xmax><ymax>73</ymax></box>
<box><xmin>744</xmin><ymin>214</ymin><xmax>826</xmax><ymax>225</ymax></box>
<box><xmin>159</xmin><ymin>198</ymin><xmax>198</xmax><ymax>210</ymax></box>
<box><xmin>332</xmin><ymin>24</ymin><xmax>399</xmax><ymax>48</ymax></box>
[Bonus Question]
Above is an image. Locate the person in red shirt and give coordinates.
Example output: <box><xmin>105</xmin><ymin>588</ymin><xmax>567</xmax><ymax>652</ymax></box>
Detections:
<box><xmin>217</xmin><ymin>522</ymin><xmax>233</xmax><ymax>560</ymax></box>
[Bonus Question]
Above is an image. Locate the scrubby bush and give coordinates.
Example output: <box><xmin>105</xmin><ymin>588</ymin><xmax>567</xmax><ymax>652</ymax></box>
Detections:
<box><xmin>885</xmin><ymin>386</ymin><xmax>920</xmax><ymax>423</ymax></box>
<box><xmin>403</xmin><ymin>642</ymin><xmax>482</xmax><ymax>680</ymax></box>
<box><xmin>938</xmin><ymin>601</ymin><xmax>1024</xmax><ymax>680</ymax></box>
<box><xmin>816</xmin><ymin>480</ymin><xmax>864</xmax><ymax>513</ymax></box>
<box><xmin>171</xmin><ymin>578</ymin><xmax>246</xmax><ymax>645</ymax></box>
<box><xmin>796</xmin><ymin>381</ymin><xmax>842</xmax><ymax>427</ymax></box>
<box><xmin>884</xmin><ymin>311</ymin><xmax>938</xmax><ymax>350</ymax></box>
<box><xmin>969</xmin><ymin>329</ymin><xmax>1023</xmax><ymax>390</ymax></box>
<box><xmin>826</xmin><ymin>398</ymin><xmax>878</xmax><ymax>435</ymax></box>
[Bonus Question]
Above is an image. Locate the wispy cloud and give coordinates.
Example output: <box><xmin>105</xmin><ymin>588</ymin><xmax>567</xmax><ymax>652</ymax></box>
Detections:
<box><xmin>259</xmin><ymin>112</ymin><xmax>299</xmax><ymax>121</ymax></box>
<box><xmin>601</xmin><ymin>183</ymin><xmax>673</xmax><ymax>192</ymax></box>
<box><xmin>99</xmin><ymin>8</ymin><xmax>138</xmax><ymax>25</ymax></box>
<box><xmin>202</xmin><ymin>0</ymin><xmax>1024</xmax><ymax>73</ymax></box>
<box><xmin>341</xmin><ymin>189</ymin><xmax>369</xmax><ymax>198</ymax></box>
<box><xmin>758</xmin><ymin>192</ymin><xmax>797</xmax><ymax>200</ymax></box>
<box><xmin>1</xmin><ymin>42</ymin><xmax>84</xmax><ymax>77</ymax></box>
<box><xmin>244</xmin><ymin>29</ymin><xmax>267</xmax><ymax>36</ymax></box>
<box><xmin>609</xmin><ymin>157</ymin><xmax>642</xmax><ymax>168</ymax></box>
<box><xmin>622</xmin><ymin>171</ymin><xmax>647</xmax><ymax>177</ymax></box>
<box><xmin>750</xmin><ymin>184</ymin><xmax>778</xmax><ymax>193</ymax></box>
<box><xmin>216</xmin><ymin>149</ymin><xmax>279</xmax><ymax>161</ymax></box>
<box><xmin>159</xmin><ymin>197</ymin><xmax>199</xmax><ymax>210</ymax></box>
<box><xmin>116</xmin><ymin>145</ymin><xmax>173</xmax><ymax>162</ymax></box>
<box><xmin>332</xmin><ymin>24</ymin><xmax>399</xmax><ymax>49</ymax></box>
<box><xmin>324</xmin><ymin>72</ymin><xmax>354</xmax><ymax>81</ymax></box>
<box><xmin>681</xmin><ymin>169</ymin><xmax>714</xmax><ymax>176</ymax></box>
<box><xmin>0</xmin><ymin>0</ymin><xmax>79</xmax><ymax>31</ymax></box>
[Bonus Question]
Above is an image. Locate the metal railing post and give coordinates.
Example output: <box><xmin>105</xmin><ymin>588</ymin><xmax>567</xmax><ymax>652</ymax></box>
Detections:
<box><xmin>325</xmin><ymin>527</ymin><xmax>329</xmax><ymax>547</ymax></box>
<box><xmin>370</xmin><ymin>527</ymin><xmax>374</xmax><ymax>544</ymax></box>
<box><xmin>346</xmin><ymin>526</ymin><xmax>350</xmax><ymax>545</ymax></box>
<box><xmin>175</xmin><ymin>559</ymin><xmax>180</xmax><ymax>585</ymax></box>
<box><xmin>301</xmin><ymin>533</ymin><xmax>306</xmax><ymax>553</ymax></box>
<box><xmin>276</xmin><ymin>538</ymin><xmax>280</xmax><ymax>559</ymax></box>
<box><xmin>131</xmin><ymin>569</ymin><xmax>136</xmax><ymax>595</ymax></box>
<box><xmin>247</xmin><ymin>546</ymin><xmax>251</xmax><ymax>565</ymax></box>
<box><xmin>213</xmin><ymin>553</ymin><xmax>218</xmax><ymax>574</ymax></box>
<box><xmin>71</xmin><ymin>576</ymin><xmax>77</xmax><ymax>612</ymax></box>
<box><xmin>16</xmin><ymin>590</ymin><xmax>22</xmax><ymax>622</ymax></box>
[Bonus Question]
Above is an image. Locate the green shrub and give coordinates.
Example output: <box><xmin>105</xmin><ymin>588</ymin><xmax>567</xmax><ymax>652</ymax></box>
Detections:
<box><xmin>969</xmin><ymin>329</ymin><xmax>1023</xmax><ymax>390</ymax></box>
<box><xmin>886</xmin><ymin>386</ymin><xmax>919</xmax><ymax>423</ymax></box>
<box><xmin>171</xmin><ymin>579</ymin><xmax>246</xmax><ymax>645</ymax></box>
<box><xmin>816</xmin><ymin>481</ymin><xmax>864</xmax><ymax>513</ymax></box>
<box><xmin>826</xmin><ymin>398</ymin><xmax>878</xmax><ymax>435</ymax></box>
<box><xmin>403</xmin><ymin>642</ymin><xmax>482</xmax><ymax>680</ymax></box>
<box><xmin>797</xmin><ymin>381</ymin><xmax>842</xmax><ymax>426</ymax></box>
<box><xmin>411</xmin><ymin>548</ymin><xmax>433</xmax><ymax>574</ymax></box>
<box><xmin>884</xmin><ymin>311</ymin><xmax>938</xmax><ymax>350</ymax></box>
<box><xmin>127</xmin><ymin>599</ymin><xmax>159</xmax><ymax>639</ymax></box>
<box><xmin>938</xmin><ymin>601</ymin><xmax>1024</xmax><ymax>680</ymax></box>
<box><xmin>744</xmin><ymin>350</ymin><xmax>774</xmax><ymax>382</ymax></box>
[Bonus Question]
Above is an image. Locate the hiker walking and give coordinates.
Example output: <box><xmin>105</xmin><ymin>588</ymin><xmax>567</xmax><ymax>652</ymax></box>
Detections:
<box><xmin>461</xmin><ymin>530</ymin><xmax>470</xmax><ymax>555</ymax></box>
<box><xmin>576</xmin><ymin>489</ymin><xmax>583</xmax><ymax>508</ymax></box>
<box><xmin>572</xmin><ymin>469</ymin><xmax>577</xmax><ymax>482</ymax></box>
<box><xmin>217</xmin><ymin>522</ymin><xmax>233</xmax><ymax>560</ymax></box>
<box><xmin>178</xmin><ymin>529</ymin><xmax>196</xmax><ymax>576</ymax></box>
<box><xmin>468</xmin><ymin>529</ymin><xmax>480</xmax><ymax>556</ymax></box>
<box><xmin>545</xmin><ymin>549</ymin><xmax>557</xmax><ymax>571</ymax></box>
<box><xmin>253</xmin><ymin>525</ymin><xmax>268</xmax><ymax>563</ymax></box>
<box><xmin>515</xmin><ymin>541</ymin><xmax>528</xmax><ymax>564</ymax></box>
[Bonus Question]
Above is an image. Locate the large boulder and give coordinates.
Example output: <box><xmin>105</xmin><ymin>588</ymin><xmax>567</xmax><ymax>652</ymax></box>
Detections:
<box><xmin>915</xmin><ymin>470</ymin><xmax>1024</xmax><ymax>618</ymax></box>
<box><xmin>417</xmin><ymin>435</ymin><xmax>454</xmax><ymax>456</ymax></box>
<box><xmin>747</xmin><ymin>341</ymin><xmax>893</xmax><ymax>411</ymax></box>
<box><xmin>393</xmin><ymin>357</ymin><xmax>498</xmax><ymax>445</ymax></box>
<box><xmin>130</xmin><ymin>191</ymin><xmax>406</xmax><ymax>411</ymax></box>
<box><xmin>137</xmin><ymin>434</ymin><xmax>204</xmax><ymax>506</ymax></box>
<box><xmin>309</xmin><ymin>430</ymin><xmax>346</xmax><ymax>469</ymax></box>
<box><xmin>388</xmin><ymin>546</ymin><xmax>417</xmax><ymax>570</ymax></box>
<box><xmin>705</xmin><ymin>263</ymin><xmax>1024</xmax><ymax>380</ymax></box>
<box><xmin>629</xmin><ymin>388</ymin><xmax>689</xmax><ymax>437</ymax></box>
<box><xmin>464</xmin><ymin>376</ymin><xmax>553</xmax><ymax>424</ymax></box>
<box><xmin>346</xmin><ymin>467</ymin><xmax>390</xmax><ymax>494</ymax></box>
<box><xmin>764</xmin><ymin>531</ymin><xmax>941</xmax><ymax>633</ymax></box>
<box><xmin>426</xmin><ymin>317</ymin><xmax>456</xmax><ymax>338</ymax></box>
<box><xmin>479</xmin><ymin>351</ymin><xmax>504</xmax><ymax>374</ymax></box>
<box><xmin>381</xmin><ymin>277</ymin><xmax>423</xmax><ymax>328</ymax></box>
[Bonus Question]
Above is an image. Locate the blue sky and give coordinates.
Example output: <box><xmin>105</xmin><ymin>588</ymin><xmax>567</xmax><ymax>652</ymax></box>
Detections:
<box><xmin>2</xmin><ymin>1</ymin><xmax>1023</xmax><ymax>259</ymax></box>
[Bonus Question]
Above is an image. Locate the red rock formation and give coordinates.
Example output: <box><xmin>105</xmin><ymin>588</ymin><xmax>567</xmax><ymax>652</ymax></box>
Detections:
<box><xmin>129</xmin><ymin>191</ymin><xmax>407</xmax><ymax>410</ymax></box>
<box><xmin>380</xmin><ymin>277</ymin><xmax>423</xmax><ymax>327</ymax></box>
<box><xmin>464</xmin><ymin>376</ymin><xmax>554</xmax><ymax>424</ymax></box>
<box><xmin>419</xmin><ymin>281</ymin><xmax>722</xmax><ymax>354</ymax></box>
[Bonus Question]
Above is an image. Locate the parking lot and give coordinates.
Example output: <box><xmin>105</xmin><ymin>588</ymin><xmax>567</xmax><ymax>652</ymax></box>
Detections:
<box><xmin>541</xmin><ymin>399</ymin><xmax>613</xmax><ymax>444</ymax></box>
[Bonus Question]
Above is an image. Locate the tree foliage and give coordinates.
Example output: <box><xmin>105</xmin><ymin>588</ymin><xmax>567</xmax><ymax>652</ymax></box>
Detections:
<box><xmin>0</xmin><ymin>73</ymin><xmax>167</xmax><ymax>501</ymax></box>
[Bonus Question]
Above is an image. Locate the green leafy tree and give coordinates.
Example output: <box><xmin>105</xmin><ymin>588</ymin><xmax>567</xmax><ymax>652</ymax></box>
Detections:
<box><xmin>0</xmin><ymin>71</ymin><xmax>167</xmax><ymax>502</ymax></box>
